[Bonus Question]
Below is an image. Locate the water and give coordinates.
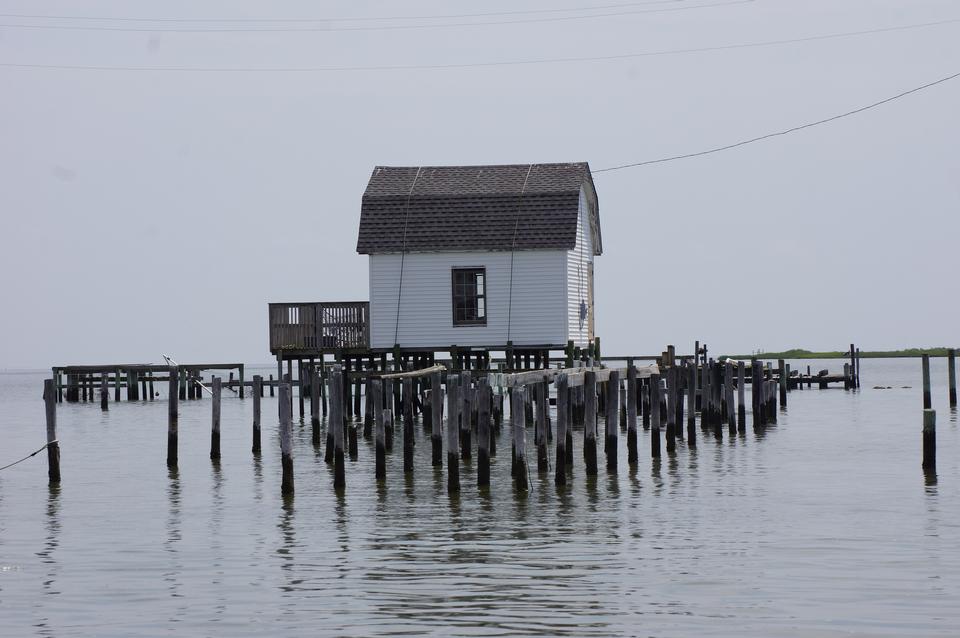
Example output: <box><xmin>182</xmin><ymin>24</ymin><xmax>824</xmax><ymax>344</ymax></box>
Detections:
<box><xmin>1</xmin><ymin>359</ymin><xmax>958</xmax><ymax>637</ymax></box>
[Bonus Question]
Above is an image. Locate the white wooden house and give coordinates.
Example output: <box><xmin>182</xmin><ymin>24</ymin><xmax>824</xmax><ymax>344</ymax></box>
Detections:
<box><xmin>356</xmin><ymin>163</ymin><xmax>601</xmax><ymax>351</ymax></box>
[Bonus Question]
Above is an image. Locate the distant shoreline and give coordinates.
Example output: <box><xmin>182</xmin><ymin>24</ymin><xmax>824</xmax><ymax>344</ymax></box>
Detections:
<box><xmin>722</xmin><ymin>348</ymin><xmax>955</xmax><ymax>360</ymax></box>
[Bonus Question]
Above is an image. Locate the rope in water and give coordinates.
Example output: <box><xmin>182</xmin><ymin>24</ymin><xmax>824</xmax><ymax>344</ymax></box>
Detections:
<box><xmin>0</xmin><ymin>440</ymin><xmax>57</xmax><ymax>472</ymax></box>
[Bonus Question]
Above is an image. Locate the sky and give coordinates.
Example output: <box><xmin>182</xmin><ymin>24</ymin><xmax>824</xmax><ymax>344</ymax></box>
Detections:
<box><xmin>1</xmin><ymin>0</ymin><xmax>958</xmax><ymax>368</ymax></box>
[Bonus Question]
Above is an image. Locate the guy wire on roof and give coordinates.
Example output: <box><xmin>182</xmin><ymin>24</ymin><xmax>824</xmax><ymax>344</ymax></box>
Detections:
<box><xmin>506</xmin><ymin>164</ymin><xmax>535</xmax><ymax>346</ymax></box>
<box><xmin>393</xmin><ymin>166</ymin><xmax>423</xmax><ymax>348</ymax></box>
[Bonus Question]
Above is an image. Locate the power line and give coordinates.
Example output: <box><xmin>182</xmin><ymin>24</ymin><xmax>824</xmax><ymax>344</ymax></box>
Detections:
<box><xmin>0</xmin><ymin>0</ymin><xmax>750</xmax><ymax>33</ymax></box>
<box><xmin>592</xmin><ymin>70</ymin><xmax>960</xmax><ymax>173</ymax></box>
<box><xmin>0</xmin><ymin>0</ymin><xmax>691</xmax><ymax>23</ymax></box>
<box><xmin>1</xmin><ymin>17</ymin><xmax>956</xmax><ymax>72</ymax></box>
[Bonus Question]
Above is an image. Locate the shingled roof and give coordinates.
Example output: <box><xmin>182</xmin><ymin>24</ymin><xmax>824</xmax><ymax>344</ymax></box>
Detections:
<box><xmin>356</xmin><ymin>163</ymin><xmax>601</xmax><ymax>255</ymax></box>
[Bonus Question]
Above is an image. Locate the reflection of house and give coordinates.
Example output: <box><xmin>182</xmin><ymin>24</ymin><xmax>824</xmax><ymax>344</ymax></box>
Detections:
<box><xmin>269</xmin><ymin>162</ymin><xmax>601</xmax><ymax>360</ymax></box>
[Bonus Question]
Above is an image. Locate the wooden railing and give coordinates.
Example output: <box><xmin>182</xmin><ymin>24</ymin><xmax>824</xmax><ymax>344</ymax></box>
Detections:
<box><xmin>269</xmin><ymin>302</ymin><xmax>370</xmax><ymax>352</ymax></box>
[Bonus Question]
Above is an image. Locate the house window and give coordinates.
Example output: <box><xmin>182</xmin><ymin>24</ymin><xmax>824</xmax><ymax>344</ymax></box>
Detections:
<box><xmin>452</xmin><ymin>268</ymin><xmax>486</xmax><ymax>326</ymax></box>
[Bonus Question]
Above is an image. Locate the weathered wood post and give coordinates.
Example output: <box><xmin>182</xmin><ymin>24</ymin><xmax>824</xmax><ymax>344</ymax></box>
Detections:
<box><xmin>556</xmin><ymin>373</ymin><xmax>569</xmax><ymax>485</ymax></box>
<box><xmin>383</xmin><ymin>378</ymin><xmax>395</xmax><ymax>451</ymax></box>
<box><xmin>371</xmin><ymin>380</ymin><xmax>385</xmax><ymax>479</ymax></box>
<box><xmin>844</xmin><ymin>363</ymin><xmax>851</xmax><ymax>391</ymax></box>
<box><xmin>402</xmin><ymin>377</ymin><xmax>414</xmax><ymax>474</ymax></box>
<box><xmin>100</xmin><ymin>373</ymin><xmax>108</xmax><ymax>411</ymax></box>
<box><xmin>606</xmin><ymin>370</ymin><xmax>620</xmax><ymax>471</ymax></box>
<box><xmin>650</xmin><ymin>372</ymin><xmax>661</xmax><ymax>458</ymax></box>
<box><xmin>512</xmin><ymin>386</ymin><xmax>529</xmax><ymax>491</ymax></box>
<box><xmin>641</xmin><ymin>378</ymin><xmax>651</xmax><ymax>430</ymax></box>
<box><xmin>252</xmin><ymin>375</ymin><xmax>262</xmax><ymax>454</ymax></box>
<box><xmin>535</xmin><ymin>381</ymin><xmax>549</xmax><ymax>473</ymax></box>
<box><xmin>167</xmin><ymin>366</ymin><xmax>178</xmax><ymax>468</ymax></box>
<box><xmin>311</xmin><ymin>370</ymin><xmax>321</xmax><ymax>446</ymax></box>
<box><xmin>431</xmin><ymin>371</ymin><xmax>443</xmax><ymax>467</ymax></box>
<box><xmin>460</xmin><ymin>371</ymin><xmax>472</xmax><ymax>460</ymax></box>
<box><xmin>949</xmin><ymin>348</ymin><xmax>957</xmax><ymax>408</ymax></box>
<box><xmin>751</xmin><ymin>359</ymin><xmax>761</xmax><ymax>428</ymax></box>
<box><xmin>364</xmin><ymin>376</ymin><xmax>374</xmax><ymax>438</ymax></box>
<box><xmin>269</xmin><ymin>374</ymin><xmax>275</xmax><ymax>397</ymax></box>
<box><xmin>700</xmin><ymin>359</ymin><xmax>710</xmax><ymax>429</ymax></box>
<box><xmin>330</xmin><ymin>368</ymin><xmax>345</xmax><ymax>490</ymax></box>
<box><xmin>446</xmin><ymin>374</ymin><xmax>460</xmax><ymax>494</ymax></box>
<box><xmin>923</xmin><ymin>409</ymin><xmax>936</xmax><ymax>470</ymax></box>
<box><xmin>584</xmin><ymin>370</ymin><xmax>598</xmax><ymax>476</ymax></box>
<box><xmin>778</xmin><ymin>359</ymin><xmax>787</xmax><ymax>404</ymax></box>
<box><xmin>686</xmin><ymin>363</ymin><xmax>697</xmax><ymax>446</ymax></box>
<box><xmin>626</xmin><ymin>365</ymin><xmax>638</xmax><ymax>465</ymax></box>
<box><xmin>43</xmin><ymin>379</ymin><xmax>60</xmax><ymax>484</ymax></box>
<box><xmin>922</xmin><ymin>355</ymin><xmax>932</xmax><ymax>410</ymax></box>
<box><xmin>665</xmin><ymin>368</ymin><xmax>676</xmax><ymax>453</ymax></box>
<box><xmin>279</xmin><ymin>383</ymin><xmax>294</xmax><ymax>495</ymax></box>
<box><xmin>210</xmin><ymin>376</ymin><xmax>221</xmax><ymax>460</ymax></box>
<box><xmin>725</xmin><ymin>361</ymin><xmax>736</xmax><ymax>434</ymax></box>
<box><xmin>478</xmin><ymin>378</ymin><xmax>491</xmax><ymax>487</ymax></box>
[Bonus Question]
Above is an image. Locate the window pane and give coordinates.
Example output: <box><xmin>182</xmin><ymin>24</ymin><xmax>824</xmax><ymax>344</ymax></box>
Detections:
<box><xmin>477</xmin><ymin>298</ymin><xmax>485</xmax><ymax>318</ymax></box>
<box><xmin>476</xmin><ymin>274</ymin><xmax>484</xmax><ymax>294</ymax></box>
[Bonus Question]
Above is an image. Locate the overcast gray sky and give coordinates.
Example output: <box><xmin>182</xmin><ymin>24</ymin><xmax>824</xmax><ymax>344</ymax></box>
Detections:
<box><xmin>1</xmin><ymin>0</ymin><xmax>957</xmax><ymax>368</ymax></box>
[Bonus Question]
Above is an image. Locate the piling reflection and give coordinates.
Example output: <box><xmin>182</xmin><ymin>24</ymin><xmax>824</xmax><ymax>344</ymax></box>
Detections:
<box><xmin>276</xmin><ymin>494</ymin><xmax>300</xmax><ymax>592</ymax></box>
<box><xmin>37</xmin><ymin>485</ymin><xmax>60</xmax><ymax>597</ymax></box>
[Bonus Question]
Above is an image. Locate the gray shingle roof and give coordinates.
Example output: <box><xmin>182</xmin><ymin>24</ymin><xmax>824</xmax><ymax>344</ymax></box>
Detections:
<box><xmin>356</xmin><ymin>163</ymin><xmax>600</xmax><ymax>255</ymax></box>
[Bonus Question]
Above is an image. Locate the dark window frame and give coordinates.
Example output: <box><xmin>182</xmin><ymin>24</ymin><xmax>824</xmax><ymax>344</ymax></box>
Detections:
<box><xmin>451</xmin><ymin>267</ymin><xmax>487</xmax><ymax>327</ymax></box>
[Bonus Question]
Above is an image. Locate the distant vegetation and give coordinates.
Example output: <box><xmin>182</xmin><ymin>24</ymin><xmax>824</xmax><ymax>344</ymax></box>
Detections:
<box><xmin>723</xmin><ymin>348</ymin><xmax>955</xmax><ymax>360</ymax></box>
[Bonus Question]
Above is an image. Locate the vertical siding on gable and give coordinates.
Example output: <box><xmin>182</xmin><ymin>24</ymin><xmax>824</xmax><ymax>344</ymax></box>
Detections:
<box><xmin>369</xmin><ymin>250</ymin><xmax>567</xmax><ymax>349</ymax></box>
<box><xmin>566</xmin><ymin>188</ymin><xmax>594</xmax><ymax>348</ymax></box>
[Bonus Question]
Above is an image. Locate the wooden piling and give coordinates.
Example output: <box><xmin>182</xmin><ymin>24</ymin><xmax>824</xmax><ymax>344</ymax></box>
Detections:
<box><xmin>556</xmin><ymin>373</ymin><xmax>569</xmax><ymax>485</ymax></box>
<box><xmin>686</xmin><ymin>363</ymin><xmax>697</xmax><ymax>446</ymax></box>
<box><xmin>269</xmin><ymin>374</ymin><xmax>275</xmax><ymax>397</ymax></box>
<box><xmin>279</xmin><ymin>383</ymin><xmax>294</xmax><ymax>495</ymax></box>
<box><xmin>252</xmin><ymin>375</ymin><xmax>262</xmax><ymax>454</ymax></box>
<box><xmin>665</xmin><ymin>368</ymin><xmax>676</xmax><ymax>453</ymax></box>
<box><xmin>922</xmin><ymin>355</ymin><xmax>932</xmax><ymax>410</ymax></box>
<box><xmin>477</xmin><ymin>378</ymin><xmax>491</xmax><ymax>487</ymax></box>
<box><xmin>446</xmin><ymin>375</ymin><xmax>460</xmax><ymax>494</ymax></box>
<box><xmin>922</xmin><ymin>409</ymin><xmax>936</xmax><ymax>470</ymax></box>
<box><xmin>43</xmin><ymin>379</ymin><xmax>60</xmax><ymax>484</ymax></box>
<box><xmin>535</xmin><ymin>382</ymin><xmax>549</xmax><ymax>473</ymax></box>
<box><xmin>725</xmin><ymin>361</ymin><xmax>736</xmax><ymax>433</ymax></box>
<box><xmin>402</xmin><ymin>378</ymin><xmax>414</xmax><ymax>474</ymax></box>
<box><xmin>737</xmin><ymin>361</ymin><xmax>746</xmax><ymax>432</ymax></box>
<box><xmin>167</xmin><ymin>366</ymin><xmax>178</xmax><ymax>468</ymax></box>
<box><xmin>311</xmin><ymin>370</ymin><xmax>321</xmax><ymax>446</ymax></box>
<box><xmin>210</xmin><ymin>376</ymin><xmax>221</xmax><ymax>460</ymax></box>
<box><xmin>650</xmin><ymin>373</ymin><xmax>661</xmax><ymax>458</ymax></box>
<box><xmin>512</xmin><ymin>386</ymin><xmax>529</xmax><ymax>492</ymax></box>
<box><xmin>751</xmin><ymin>359</ymin><xmax>761</xmax><ymax>427</ymax></box>
<box><xmin>330</xmin><ymin>368</ymin><xmax>345</xmax><ymax>490</ymax></box>
<box><xmin>626</xmin><ymin>365</ymin><xmax>638</xmax><ymax>465</ymax></box>
<box><xmin>584</xmin><ymin>370</ymin><xmax>598</xmax><ymax>475</ymax></box>
<box><xmin>100</xmin><ymin>373</ymin><xmax>108</xmax><ymax>411</ymax></box>
<box><xmin>460</xmin><ymin>372</ymin><xmax>472</xmax><ymax>460</ymax></box>
<box><xmin>431</xmin><ymin>372</ymin><xmax>443</xmax><ymax>467</ymax></box>
<box><xmin>378</xmin><ymin>408</ymin><xmax>390</xmax><ymax>482</ymax></box>
<box><xmin>384</xmin><ymin>378</ymin><xmax>395</xmax><ymax>451</ymax></box>
<box><xmin>949</xmin><ymin>348</ymin><xmax>957</xmax><ymax>408</ymax></box>
<box><xmin>606</xmin><ymin>370</ymin><xmax>620</xmax><ymax>471</ymax></box>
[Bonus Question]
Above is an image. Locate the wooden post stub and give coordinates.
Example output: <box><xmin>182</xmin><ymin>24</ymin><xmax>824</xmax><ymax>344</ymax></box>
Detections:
<box><xmin>626</xmin><ymin>365</ymin><xmax>638</xmax><ymax>465</ymax></box>
<box><xmin>446</xmin><ymin>375</ymin><xmax>460</xmax><ymax>494</ymax></box>
<box><xmin>330</xmin><ymin>368</ymin><xmax>346</xmax><ymax>490</ymax></box>
<box><xmin>606</xmin><ymin>370</ymin><xmax>619</xmax><ymax>471</ymax></box>
<box><xmin>650</xmin><ymin>373</ymin><xmax>661</xmax><ymax>459</ymax></box>
<box><xmin>167</xmin><ymin>366</ymin><xmax>178</xmax><ymax>468</ymax></box>
<box><xmin>43</xmin><ymin>379</ymin><xmax>60</xmax><ymax>484</ymax></box>
<box><xmin>403</xmin><ymin>377</ymin><xmax>415</xmax><ymax>474</ymax></box>
<box><xmin>512</xmin><ymin>386</ymin><xmax>529</xmax><ymax>491</ymax></box>
<box><xmin>686</xmin><ymin>363</ymin><xmax>697</xmax><ymax>447</ymax></box>
<box><xmin>536</xmin><ymin>382</ymin><xmax>549</xmax><ymax>473</ymax></box>
<box><xmin>665</xmin><ymin>367</ymin><xmax>676</xmax><ymax>453</ymax></box>
<box><xmin>460</xmin><ymin>372</ymin><xmax>472</xmax><ymax>460</ymax></box>
<box><xmin>477</xmin><ymin>378</ymin><xmax>491</xmax><ymax>487</ymax></box>
<box><xmin>279</xmin><ymin>383</ymin><xmax>294</xmax><ymax>495</ymax></box>
<box><xmin>949</xmin><ymin>349</ymin><xmax>957</xmax><ymax>408</ymax></box>
<box><xmin>584</xmin><ymin>370</ymin><xmax>598</xmax><ymax>476</ymax></box>
<box><xmin>921</xmin><ymin>355</ymin><xmax>932</xmax><ymax>410</ymax></box>
<box><xmin>556</xmin><ymin>373</ymin><xmax>569</xmax><ymax>485</ymax></box>
<box><xmin>100</xmin><ymin>373</ymin><xmax>108</xmax><ymax>411</ymax></box>
<box><xmin>311</xmin><ymin>368</ymin><xmax>321</xmax><ymax>446</ymax></box>
<box><xmin>210</xmin><ymin>376</ymin><xmax>222</xmax><ymax>460</ymax></box>
<box><xmin>378</xmin><ymin>408</ymin><xmax>390</xmax><ymax>482</ymax></box>
<box><xmin>922</xmin><ymin>408</ymin><xmax>936</xmax><ymax>470</ymax></box>
<box><xmin>431</xmin><ymin>372</ymin><xmax>443</xmax><ymax>467</ymax></box>
<box><xmin>252</xmin><ymin>375</ymin><xmax>262</xmax><ymax>454</ymax></box>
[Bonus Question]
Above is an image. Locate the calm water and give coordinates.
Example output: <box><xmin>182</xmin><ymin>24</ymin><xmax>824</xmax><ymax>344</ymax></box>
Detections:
<box><xmin>1</xmin><ymin>359</ymin><xmax>958</xmax><ymax>637</ymax></box>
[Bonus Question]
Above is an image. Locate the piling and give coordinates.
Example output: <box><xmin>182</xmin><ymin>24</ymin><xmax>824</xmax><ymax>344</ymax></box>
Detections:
<box><xmin>665</xmin><ymin>368</ymin><xmax>676</xmax><ymax>453</ymax></box>
<box><xmin>584</xmin><ymin>370</ymin><xmax>598</xmax><ymax>475</ymax></box>
<box><xmin>330</xmin><ymin>369</ymin><xmax>346</xmax><ymax>490</ymax></box>
<box><xmin>725</xmin><ymin>361</ymin><xmax>736</xmax><ymax>433</ymax></box>
<box><xmin>650</xmin><ymin>372</ymin><xmax>661</xmax><ymax>458</ymax></box>
<box><xmin>100</xmin><ymin>374</ymin><xmax>108</xmax><ymax>411</ymax></box>
<box><xmin>686</xmin><ymin>363</ymin><xmax>697</xmax><ymax>446</ymax></box>
<box><xmin>311</xmin><ymin>371</ymin><xmax>321</xmax><ymax>446</ymax></box>
<box><xmin>779</xmin><ymin>359</ymin><xmax>787</xmax><ymax>404</ymax></box>
<box><xmin>279</xmin><ymin>383</ymin><xmax>294</xmax><ymax>495</ymax></box>
<box><xmin>512</xmin><ymin>387</ymin><xmax>529</xmax><ymax>492</ymax></box>
<box><xmin>384</xmin><ymin>378</ymin><xmax>395</xmax><ymax>451</ymax></box>
<box><xmin>252</xmin><ymin>375</ymin><xmax>262</xmax><ymax>454</ymax></box>
<box><xmin>949</xmin><ymin>349</ymin><xmax>957</xmax><ymax>408</ymax></box>
<box><xmin>477</xmin><ymin>378</ymin><xmax>491</xmax><ymax>487</ymax></box>
<box><xmin>556</xmin><ymin>373</ymin><xmax>569</xmax><ymax>485</ymax></box>
<box><xmin>606</xmin><ymin>370</ymin><xmax>620</xmax><ymax>471</ymax></box>
<box><xmin>446</xmin><ymin>375</ymin><xmax>460</xmax><ymax>494</ymax></box>
<box><xmin>210</xmin><ymin>376</ymin><xmax>221</xmax><ymax>460</ymax></box>
<box><xmin>922</xmin><ymin>354</ymin><xmax>932</xmax><ymax>410</ymax></box>
<box><xmin>737</xmin><ymin>361</ymin><xmax>746</xmax><ymax>432</ymax></box>
<box><xmin>269</xmin><ymin>374</ymin><xmax>275</xmax><ymax>397</ymax></box>
<box><xmin>536</xmin><ymin>382</ymin><xmax>549</xmax><ymax>473</ymax></box>
<box><xmin>922</xmin><ymin>409</ymin><xmax>936</xmax><ymax>470</ymax></box>
<box><xmin>431</xmin><ymin>372</ymin><xmax>443</xmax><ymax>467</ymax></box>
<box><xmin>167</xmin><ymin>366</ymin><xmax>178</xmax><ymax>468</ymax></box>
<box><xmin>403</xmin><ymin>378</ymin><xmax>415</xmax><ymax>474</ymax></box>
<box><xmin>43</xmin><ymin>379</ymin><xmax>60</xmax><ymax>484</ymax></box>
<box><xmin>641</xmin><ymin>378</ymin><xmax>650</xmax><ymax>430</ymax></box>
<box><xmin>377</xmin><ymin>408</ymin><xmax>390</xmax><ymax>482</ymax></box>
<box><xmin>626</xmin><ymin>365</ymin><xmax>638</xmax><ymax>465</ymax></box>
<box><xmin>751</xmin><ymin>360</ymin><xmax>761</xmax><ymax>427</ymax></box>
<box><xmin>460</xmin><ymin>372</ymin><xmax>472</xmax><ymax>460</ymax></box>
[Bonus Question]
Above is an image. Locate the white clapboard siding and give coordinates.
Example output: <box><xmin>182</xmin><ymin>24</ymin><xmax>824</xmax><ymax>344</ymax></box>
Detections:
<box><xmin>369</xmin><ymin>250</ymin><xmax>567</xmax><ymax>349</ymax></box>
<box><xmin>566</xmin><ymin>187</ymin><xmax>595</xmax><ymax>348</ymax></box>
